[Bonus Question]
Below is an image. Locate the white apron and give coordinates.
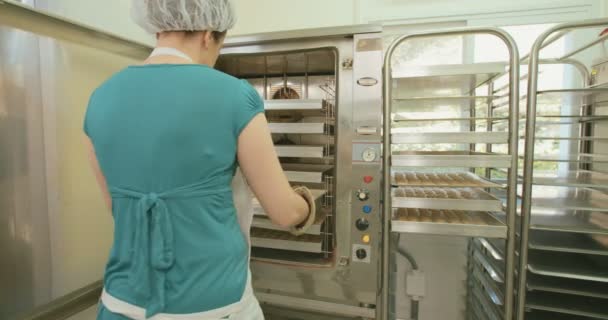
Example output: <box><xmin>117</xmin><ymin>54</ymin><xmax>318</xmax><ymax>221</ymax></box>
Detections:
<box><xmin>100</xmin><ymin>48</ymin><xmax>263</xmax><ymax>320</ymax></box>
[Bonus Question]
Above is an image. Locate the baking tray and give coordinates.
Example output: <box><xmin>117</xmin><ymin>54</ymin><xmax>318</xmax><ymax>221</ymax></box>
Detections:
<box><xmin>469</xmin><ymin>299</ymin><xmax>487</xmax><ymax>320</ymax></box>
<box><xmin>526</xmin><ymin>291</ymin><xmax>608</xmax><ymax>319</ymax></box>
<box><xmin>525</xmin><ymin>310</ymin><xmax>598</xmax><ymax>320</ymax></box>
<box><xmin>275</xmin><ymin>145</ymin><xmax>325</xmax><ymax>158</ymax></box>
<box><xmin>475</xmin><ymin>238</ymin><xmax>505</xmax><ymax>262</ymax></box>
<box><xmin>472</xmin><ymin>248</ymin><xmax>504</xmax><ymax>283</ymax></box>
<box><xmin>527</xmin><ymin>251</ymin><xmax>608</xmax><ymax>283</ymax></box>
<box><xmin>391</xmin><ymin>172</ymin><xmax>503</xmax><ymax>188</ymax></box>
<box><xmin>268</xmin><ymin>122</ymin><xmax>326</xmax><ymax>134</ymax></box>
<box><xmin>252</xmin><ymin>189</ymin><xmax>327</xmax><ymax>216</ymax></box>
<box><xmin>533</xmin><ymin>114</ymin><xmax>608</xmax><ymax>122</ymax></box>
<box><xmin>534</xmin><ymin>87</ymin><xmax>608</xmax><ymax>104</ymax></box>
<box><xmin>392</xmin><ymin>151</ymin><xmax>512</xmax><ymax>168</ymax></box>
<box><xmin>282</xmin><ymin>163</ymin><xmax>333</xmax><ymax>184</ymax></box>
<box><xmin>392</xmin><ymin>62</ymin><xmax>506</xmax><ymax>98</ymax></box>
<box><xmin>250</xmin><ymin>228</ymin><xmax>324</xmax><ymax>253</ymax></box>
<box><xmin>391</xmin><ymin>131</ymin><xmax>508</xmax><ymax>144</ymax></box>
<box><xmin>251</xmin><ymin>216</ymin><xmax>324</xmax><ymax>235</ymax></box>
<box><xmin>264</xmin><ymin>99</ymin><xmax>325</xmax><ymax>111</ymax></box>
<box><xmin>470</xmin><ymin>284</ymin><xmax>503</xmax><ymax>320</ymax></box>
<box><xmin>524</xmin><ymin>153</ymin><xmax>608</xmax><ymax>164</ymax></box>
<box><xmin>528</xmin><ymin>209</ymin><xmax>608</xmax><ymax>235</ymax></box>
<box><xmin>533</xmin><ymin>171</ymin><xmax>608</xmax><ymax>189</ymax></box>
<box><xmin>392</xmin><ymin>187</ymin><xmax>503</xmax><ymax>212</ymax></box>
<box><xmin>528</xmin><ymin>230</ymin><xmax>608</xmax><ymax>256</ymax></box>
<box><xmin>502</xmin><ymin>89</ymin><xmax>608</xmax><ymax>109</ymax></box>
<box><xmin>392</xmin><ymin>208</ymin><xmax>506</xmax><ymax>238</ymax></box>
<box><xmin>393</xmin><ymin>115</ymin><xmax>508</xmax><ymax>122</ymax></box>
<box><xmin>527</xmin><ymin>274</ymin><xmax>608</xmax><ymax>299</ymax></box>
<box><xmin>528</xmin><ymin>186</ymin><xmax>608</xmax><ymax>212</ymax></box>
<box><xmin>472</xmin><ymin>261</ymin><xmax>504</xmax><ymax>306</ymax></box>
<box><xmin>532</xmin><ymin>136</ymin><xmax>608</xmax><ymax>142</ymax></box>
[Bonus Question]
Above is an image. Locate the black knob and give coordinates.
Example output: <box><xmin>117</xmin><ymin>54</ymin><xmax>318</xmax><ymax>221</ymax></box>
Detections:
<box><xmin>356</xmin><ymin>218</ymin><xmax>370</xmax><ymax>231</ymax></box>
<box><xmin>356</xmin><ymin>248</ymin><xmax>367</xmax><ymax>260</ymax></box>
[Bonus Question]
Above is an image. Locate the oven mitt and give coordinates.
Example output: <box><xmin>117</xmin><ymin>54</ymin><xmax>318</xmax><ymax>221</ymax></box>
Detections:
<box><xmin>289</xmin><ymin>186</ymin><xmax>317</xmax><ymax>236</ymax></box>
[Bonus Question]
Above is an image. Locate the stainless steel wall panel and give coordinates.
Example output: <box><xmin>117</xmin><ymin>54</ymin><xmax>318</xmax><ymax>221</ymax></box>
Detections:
<box><xmin>0</xmin><ymin>25</ymin><xmax>51</xmax><ymax>318</ymax></box>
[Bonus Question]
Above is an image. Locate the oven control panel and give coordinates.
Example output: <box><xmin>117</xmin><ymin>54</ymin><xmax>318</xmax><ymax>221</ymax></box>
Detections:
<box><xmin>350</xmin><ymin>32</ymin><xmax>383</xmax><ymax>294</ymax></box>
<box><xmin>351</xmin><ymin>144</ymin><xmax>382</xmax><ymax>265</ymax></box>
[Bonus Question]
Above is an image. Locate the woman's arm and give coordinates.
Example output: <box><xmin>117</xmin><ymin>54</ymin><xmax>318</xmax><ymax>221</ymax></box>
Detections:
<box><xmin>237</xmin><ymin>114</ymin><xmax>309</xmax><ymax>228</ymax></box>
<box><xmin>84</xmin><ymin>136</ymin><xmax>112</xmax><ymax>210</ymax></box>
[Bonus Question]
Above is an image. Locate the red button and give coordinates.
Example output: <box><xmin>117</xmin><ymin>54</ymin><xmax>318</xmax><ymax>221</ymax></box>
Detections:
<box><xmin>363</xmin><ymin>176</ymin><xmax>373</xmax><ymax>184</ymax></box>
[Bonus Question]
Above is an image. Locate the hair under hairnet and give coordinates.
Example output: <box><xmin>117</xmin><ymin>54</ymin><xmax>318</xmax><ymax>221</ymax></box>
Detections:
<box><xmin>131</xmin><ymin>0</ymin><xmax>236</xmax><ymax>34</ymax></box>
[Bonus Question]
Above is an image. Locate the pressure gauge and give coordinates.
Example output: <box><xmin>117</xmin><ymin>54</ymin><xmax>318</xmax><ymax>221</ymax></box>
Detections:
<box><xmin>362</xmin><ymin>148</ymin><xmax>377</xmax><ymax>162</ymax></box>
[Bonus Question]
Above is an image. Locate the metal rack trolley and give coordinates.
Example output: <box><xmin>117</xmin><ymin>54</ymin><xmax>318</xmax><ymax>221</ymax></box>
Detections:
<box><xmin>382</xmin><ymin>27</ymin><xmax>520</xmax><ymax>320</ymax></box>
<box><xmin>518</xmin><ymin>18</ymin><xmax>608</xmax><ymax>320</ymax></box>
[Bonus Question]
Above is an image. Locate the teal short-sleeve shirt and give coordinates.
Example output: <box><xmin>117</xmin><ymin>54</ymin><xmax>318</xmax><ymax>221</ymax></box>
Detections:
<box><xmin>84</xmin><ymin>64</ymin><xmax>264</xmax><ymax>317</ymax></box>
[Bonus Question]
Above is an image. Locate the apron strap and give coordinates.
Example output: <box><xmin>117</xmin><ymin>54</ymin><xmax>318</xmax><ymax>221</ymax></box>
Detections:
<box><xmin>149</xmin><ymin>47</ymin><xmax>194</xmax><ymax>63</ymax></box>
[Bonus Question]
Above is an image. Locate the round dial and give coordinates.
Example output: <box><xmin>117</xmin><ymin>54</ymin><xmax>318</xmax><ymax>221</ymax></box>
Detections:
<box><xmin>356</xmin><ymin>248</ymin><xmax>367</xmax><ymax>260</ymax></box>
<box><xmin>356</xmin><ymin>218</ymin><xmax>370</xmax><ymax>231</ymax></box>
<box><xmin>362</xmin><ymin>148</ymin><xmax>377</xmax><ymax>162</ymax></box>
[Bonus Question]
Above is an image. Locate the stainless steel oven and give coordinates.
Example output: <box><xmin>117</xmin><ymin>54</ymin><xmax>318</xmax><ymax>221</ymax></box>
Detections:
<box><xmin>217</xmin><ymin>27</ymin><xmax>384</xmax><ymax>319</ymax></box>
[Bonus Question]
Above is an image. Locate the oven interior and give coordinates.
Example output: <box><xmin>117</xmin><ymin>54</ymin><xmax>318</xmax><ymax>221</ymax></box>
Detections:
<box><xmin>217</xmin><ymin>48</ymin><xmax>339</xmax><ymax>266</ymax></box>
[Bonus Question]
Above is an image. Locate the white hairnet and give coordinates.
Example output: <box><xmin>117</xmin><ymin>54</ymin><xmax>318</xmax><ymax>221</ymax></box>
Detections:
<box><xmin>131</xmin><ymin>0</ymin><xmax>236</xmax><ymax>34</ymax></box>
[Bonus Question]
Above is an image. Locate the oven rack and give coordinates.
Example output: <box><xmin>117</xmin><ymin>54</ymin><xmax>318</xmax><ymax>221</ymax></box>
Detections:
<box><xmin>250</xmin><ymin>228</ymin><xmax>326</xmax><ymax>253</ymax></box>
<box><xmin>281</xmin><ymin>163</ymin><xmax>333</xmax><ymax>185</ymax></box>
<box><xmin>252</xmin><ymin>189</ymin><xmax>327</xmax><ymax>216</ymax></box>
<box><xmin>274</xmin><ymin>145</ymin><xmax>332</xmax><ymax>159</ymax></box>
<box><xmin>251</xmin><ymin>215</ymin><xmax>325</xmax><ymax>235</ymax></box>
<box><xmin>264</xmin><ymin>99</ymin><xmax>331</xmax><ymax>111</ymax></box>
<box><xmin>268</xmin><ymin>122</ymin><xmax>333</xmax><ymax>135</ymax></box>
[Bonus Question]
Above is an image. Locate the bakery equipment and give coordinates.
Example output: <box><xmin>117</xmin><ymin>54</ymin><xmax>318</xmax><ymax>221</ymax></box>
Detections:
<box><xmin>383</xmin><ymin>27</ymin><xmax>521</xmax><ymax>320</ymax></box>
<box><xmin>4</xmin><ymin>1</ymin><xmax>607</xmax><ymax>317</ymax></box>
<box><xmin>216</xmin><ymin>27</ymin><xmax>384</xmax><ymax>318</ymax></box>
<box><xmin>517</xmin><ymin>18</ymin><xmax>608</xmax><ymax>320</ymax></box>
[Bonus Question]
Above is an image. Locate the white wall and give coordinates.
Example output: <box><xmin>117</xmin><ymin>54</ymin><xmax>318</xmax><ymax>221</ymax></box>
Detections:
<box><xmin>231</xmin><ymin>0</ymin><xmax>356</xmax><ymax>35</ymax></box>
<box><xmin>359</xmin><ymin>0</ymin><xmax>602</xmax><ymax>24</ymax></box>
<box><xmin>36</xmin><ymin>0</ymin><xmax>152</xmax><ymax>45</ymax></box>
<box><xmin>37</xmin><ymin>0</ymin><xmax>606</xmax><ymax>46</ymax></box>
